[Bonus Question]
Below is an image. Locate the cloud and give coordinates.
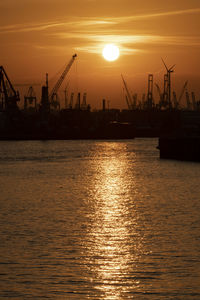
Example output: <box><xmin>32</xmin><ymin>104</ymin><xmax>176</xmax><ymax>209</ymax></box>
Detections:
<box><xmin>57</xmin><ymin>31</ymin><xmax>200</xmax><ymax>48</ymax></box>
<box><xmin>1</xmin><ymin>7</ymin><xmax>200</xmax><ymax>56</ymax></box>
<box><xmin>0</xmin><ymin>21</ymin><xmax>67</xmax><ymax>34</ymax></box>
<box><xmin>105</xmin><ymin>7</ymin><xmax>200</xmax><ymax>23</ymax></box>
<box><xmin>75</xmin><ymin>45</ymin><xmax>142</xmax><ymax>55</ymax></box>
<box><xmin>1</xmin><ymin>7</ymin><xmax>200</xmax><ymax>34</ymax></box>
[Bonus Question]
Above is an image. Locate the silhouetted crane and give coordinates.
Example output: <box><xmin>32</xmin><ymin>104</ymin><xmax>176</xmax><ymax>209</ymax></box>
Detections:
<box><xmin>121</xmin><ymin>74</ymin><xmax>133</xmax><ymax>110</ymax></box>
<box><xmin>178</xmin><ymin>81</ymin><xmax>188</xmax><ymax>107</ymax></box>
<box><xmin>24</xmin><ymin>86</ymin><xmax>37</xmax><ymax>111</ymax></box>
<box><xmin>49</xmin><ymin>54</ymin><xmax>77</xmax><ymax>109</ymax></box>
<box><xmin>0</xmin><ymin>66</ymin><xmax>20</xmax><ymax>111</ymax></box>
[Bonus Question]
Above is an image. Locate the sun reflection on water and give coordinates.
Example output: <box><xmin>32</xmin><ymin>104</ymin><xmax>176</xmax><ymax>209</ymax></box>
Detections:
<box><xmin>82</xmin><ymin>142</ymin><xmax>143</xmax><ymax>299</ymax></box>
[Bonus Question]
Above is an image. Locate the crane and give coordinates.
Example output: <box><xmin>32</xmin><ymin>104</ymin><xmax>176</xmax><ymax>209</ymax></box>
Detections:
<box><xmin>0</xmin><ymin>66</ymin><xmax>20</xmax><ymax>111</ymax></box>
<box><xmin>81</xmin><ymin>92</ymin><xmax>87</xmax><ymax>110</ymax></box>
<box><xmin>178</xmin><ymin>81</ymin><xmax>188</xmax><ymax>107</ymax></box>
<box><xmin>49</xmin><ymin>54</ymin><xmax>77</xmax><ymax>107</ymax></box>
<box><xmin>155</xmin><ymin>83</ymin><xmax>164</xmax><ymax>108</ymax></box>
<box><xmin>172</xmin><ymin>91</ymin><xmax>178</xmax><ymax>109</ymax></box>
<box><xmin>24</xmin><ymin>86</ymin><xmax>37</xmax><ymax>110</ymax></box>
<box><xmin>121</xmin><ymin>74</ymin><xmax>133</xmax><ymax>110</ymax></box>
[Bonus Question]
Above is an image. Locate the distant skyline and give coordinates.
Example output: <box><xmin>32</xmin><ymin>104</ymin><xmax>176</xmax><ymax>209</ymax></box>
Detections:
<box><xmin>1</xmin><ymin>0</ymin><xmax>200</xmax><ymax>109</ymax></box>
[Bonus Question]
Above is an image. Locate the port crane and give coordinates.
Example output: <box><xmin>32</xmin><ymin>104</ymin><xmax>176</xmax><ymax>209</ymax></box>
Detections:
<box><xmin>171</xmin><ymin>81</ymin><xmax>188</xmax><ymax>110</ymax></box>
<box><xmin>0</xmin><ymin>66</ymin><xmax>20</xmax><ymax>111</ymax></box>
<box><xmin>24</xmin><ymin>86</ymin><xmax>37</xmax><ymax>111</ymax></box>
<box><xmin>49</xmin><ymin>54</ymin><xmax>77</xmax><ymax>109</ymax></box>
<box><xmin>178</xmin><ymin>81</ymin><xmax>188</xmax><ymax>108</ymax></box>
<box><xmin>81</xmin><ymin>92</ymin><xmax>87</xmax><ymax>110</ymax></box>
<box><xmin>155</xmin><ymin>83</ymin><xmax>165</xmax><ymax>109</ymax></box>
<box><xmin>121</xmin><ymin>74</ymin><xmax>133</xmax><ymax>110</ymax></box>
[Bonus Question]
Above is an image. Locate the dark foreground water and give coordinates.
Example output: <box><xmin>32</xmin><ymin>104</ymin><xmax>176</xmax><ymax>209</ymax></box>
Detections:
<box><xmin>0</xmin><ymin>138</ymin><xmax>200</xmax><ymax>299</ymax></box>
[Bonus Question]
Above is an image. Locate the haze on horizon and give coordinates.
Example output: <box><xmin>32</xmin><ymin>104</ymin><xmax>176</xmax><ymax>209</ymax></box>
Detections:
<box><xmin>0</xmin><ymin>0</ymin><xmax>200</xmax><ymax>109</ymax></box>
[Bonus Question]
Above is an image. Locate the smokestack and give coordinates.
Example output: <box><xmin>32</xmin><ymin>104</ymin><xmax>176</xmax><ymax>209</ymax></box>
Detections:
<box><xmin>78</xmin><ymin>92</ymin><xmax>80</xmax><ymax>110</ymax></box>
<box><xmin>102</xmin><ymin>99</ymin><xmax>106</xmax><ymax>111</ymax></box>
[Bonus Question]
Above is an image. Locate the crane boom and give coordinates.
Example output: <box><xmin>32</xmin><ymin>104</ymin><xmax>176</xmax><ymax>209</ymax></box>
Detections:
<box><xmin>0</xmin><ymin>66</ymin><xmax>20</xmax><ymax>111</ymax></box>
<box><xmin>178</xmin><ymin>80</ymin><xmax>188</xmax><ymax>104</ymax></box>
<box><xmin>155</xmin><ymin>83</ymin><xmax>161</xmax><ymax>98</ymax></box>
<box><xmin>121</xmin><ymin>74</ymin><xmax>133</xmax><ymax>110</ymax></box>
<box><xmin>49</xmin><ymin>54</ymin><xmax>77</xmax><ymax>100</ymax></box>
<box><xmin>0</xmin><ymin>66</ymin><xmax>19</xmax><ymax>99</ymax></box>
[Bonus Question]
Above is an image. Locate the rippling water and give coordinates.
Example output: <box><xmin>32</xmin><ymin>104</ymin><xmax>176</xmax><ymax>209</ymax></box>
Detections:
<box><xmin>0</xmin><ymin>139</ymin><xmax>200</xmax><ymax>299</ymax></box>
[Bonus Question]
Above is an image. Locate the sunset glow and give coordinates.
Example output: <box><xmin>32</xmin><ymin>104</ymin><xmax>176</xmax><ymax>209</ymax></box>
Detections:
<box><xmin>102</xmin><ymin>44</ymin><xmax>120</xmax><ymax>61</ymax></box>
<box><xmin>0</xmin><ymin>1</ymin><xmax>200</xmax><ymax>109</ymax></box>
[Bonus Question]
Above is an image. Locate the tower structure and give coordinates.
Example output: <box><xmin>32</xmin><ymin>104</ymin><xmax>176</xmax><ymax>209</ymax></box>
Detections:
<box><xmin>81</xmin><ymin>93</ymin><xmax>87</xmax><ymax>110</ymax></box>
<box><xmin>162</xmin><ymin>58</ymin><xmax>175</xmax><ymax>109</ymax></box>
<box><xmin>41</xmin><ymin>73</ymin><xmax>50</xmax><ymax>113</ymax></box>
<box><xmin>147</xmin><ymin>74</ymin><xmax>153</xmax><ymax>110</ymax></box>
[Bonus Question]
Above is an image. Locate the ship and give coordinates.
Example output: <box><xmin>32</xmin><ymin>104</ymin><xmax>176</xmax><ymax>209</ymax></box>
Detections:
<box><xmin>158</xmin><ymin>134</ymin><xmax>200</xmax><ymax>162</ymax></box>
<box><xmin>157</xmin><ymin>112</ymin><xmax>200</xmax><ymax>162</ymax></box>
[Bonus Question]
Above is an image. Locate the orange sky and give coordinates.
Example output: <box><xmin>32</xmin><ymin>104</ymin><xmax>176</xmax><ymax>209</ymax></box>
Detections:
<box><xmin>1</xmin><ymin>0</ymin><xmax>200</xmax><ymax>109</ymax></box>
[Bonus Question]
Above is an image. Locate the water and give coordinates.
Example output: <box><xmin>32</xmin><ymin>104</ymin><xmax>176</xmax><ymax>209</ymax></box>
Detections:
<box><xmin>0</xmin><ymin>138</ymin><xmax>200</xmax><ymax>299</ymax></box>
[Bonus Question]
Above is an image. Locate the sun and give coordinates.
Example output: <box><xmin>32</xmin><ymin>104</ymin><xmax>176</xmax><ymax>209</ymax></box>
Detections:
<box><xmin>102</xmin><ymin>44</ymin><xmax>120</xmax><ymax>61</ymax></box>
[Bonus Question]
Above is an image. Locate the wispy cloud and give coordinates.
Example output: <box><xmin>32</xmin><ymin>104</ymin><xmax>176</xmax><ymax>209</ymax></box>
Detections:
<box><xmin>1</xmin><ymin>7</ymin><xmax>200</xmax><ymax>56</ymax></box>
<box><xmin>75</xmin><ymin>45</ymin><xmax>141</xmax><ymax>55</ymax></box>
<box><xmin>57</xmin><ymin>32</ymin><xmax>200</xmax><ymax>49</ymax></box>
<box><xmin>0</xmin><ymin>21</ymin><xmax>67</xmax><ymax>34</ymax></box>
<box><xmin>0</xmin><ymin>18</ymin><xmax>115</xmax><ymax>34</ymax></box>
<box><xmin>1</xmin><ymin>7</ymin><xmax>200</xmax><ymax>34</ymax></box>
<box><xmin>105</xmin><ymin>7</ymin><xmax>200</xmax><ymax>23</ymax></box>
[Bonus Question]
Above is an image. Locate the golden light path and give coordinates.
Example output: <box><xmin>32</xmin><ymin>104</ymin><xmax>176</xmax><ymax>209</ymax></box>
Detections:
<box><xmin>82</xmin><ymin>142</ymin><xmax>143</xmax><ymax>299</ymax></box>
<box><xmin>102</xmin><ymin>44</ymin><xmax>120</xmax><ymax>61</ymax></box>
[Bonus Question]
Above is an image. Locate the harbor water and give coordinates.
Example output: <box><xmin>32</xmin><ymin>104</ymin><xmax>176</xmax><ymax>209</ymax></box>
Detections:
<box><xmin>0</xmin><ymin>138</ymin><xmax>200</xmax><ymax>299</ymax></box>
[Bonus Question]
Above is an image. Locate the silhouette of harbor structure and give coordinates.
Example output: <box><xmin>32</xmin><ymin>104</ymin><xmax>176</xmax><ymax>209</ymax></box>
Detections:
<box><xmin>1</xmin><ymin>56</ymin><xmax>200</xmax><ymax>141</ymax></box>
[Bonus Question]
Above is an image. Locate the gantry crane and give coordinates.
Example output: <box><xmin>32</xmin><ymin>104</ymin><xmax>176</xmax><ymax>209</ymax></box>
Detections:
<box><xmin>49</xmin><ymin>54</ymin><xmax>77</xmax><ymax>109</ymax></box>
<box><xmin>24</xmin><ymin>86</ymin><xmax>37</xmax><ymax>111</ymax></box>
